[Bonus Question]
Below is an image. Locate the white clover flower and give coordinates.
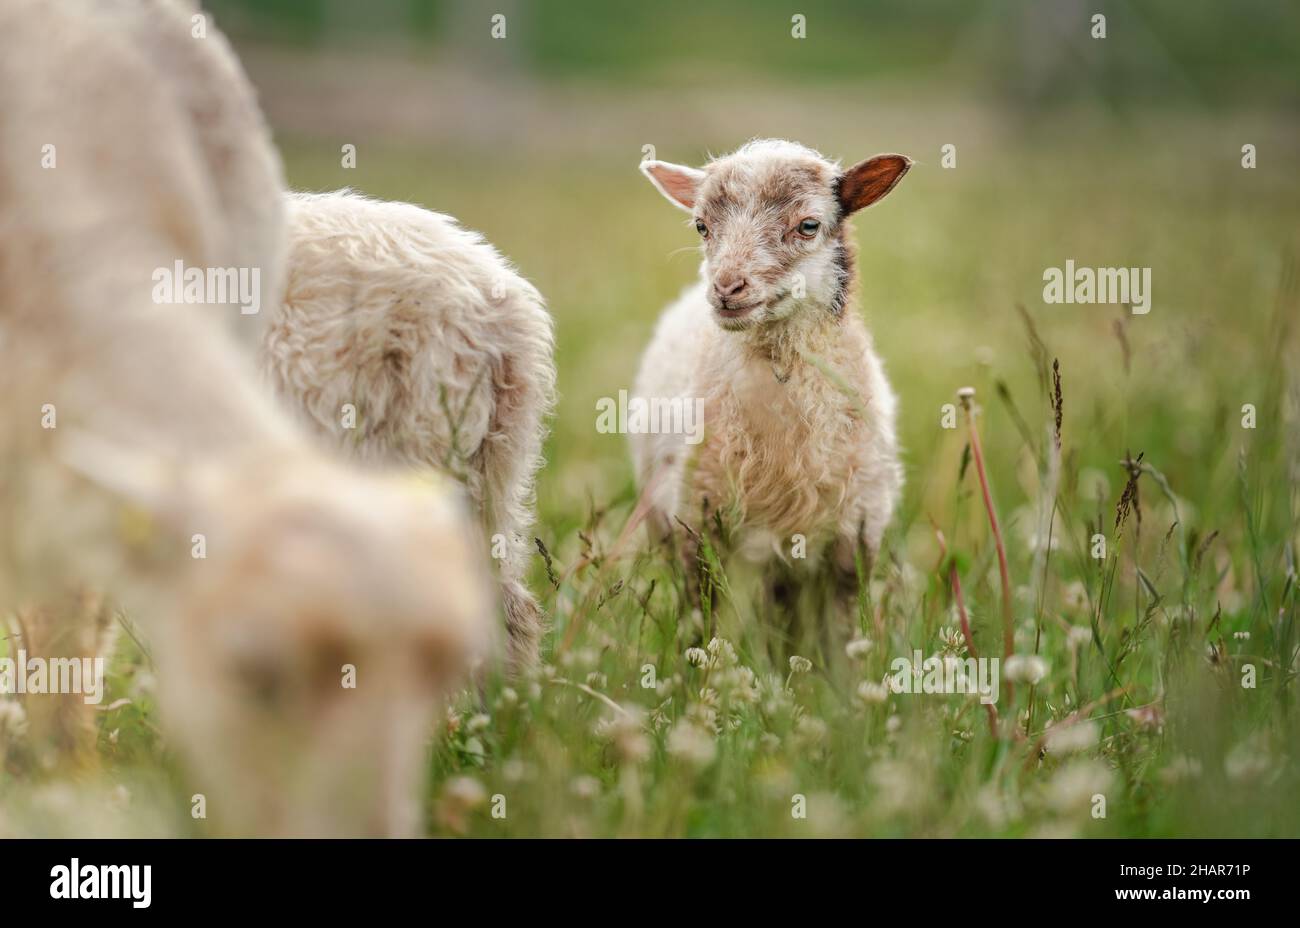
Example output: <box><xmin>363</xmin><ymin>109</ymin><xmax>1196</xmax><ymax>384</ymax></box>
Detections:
<box><xmin>795</xmin><ymin>716</ymin><xmax>828</xmax><ymax>744</ymax></box>
<box><xmin>1159</xmin><ymin>755</ymin><xmax>1203</xmax><ymax>785</ymax></box>
<box><xmin>502</xmin><ymin>759</ymin><xmax>534</xmax><ymax>783</ymax></box>
<box><xmin>1003</xmin><ymin>654</ymin><xmax>1049</xmax><ymax>685</ymax></box>
<box><xmin>570</xmin><ymin>776</ymin><xmax>601</xmax><ymax>799</ymax></box>
<box><xmin>719</xmin><ymin>666</ymin><xmax>760</xmax><ymax>705</ymax></box>
<box><xmin>857</xmin><ymin>680</ymin><xmax>890</xmax><ymax>704</ymax></box>
<box><xmin>1044</xmin><ymin>761</ymin><xmax>1112</xmax><ymax>813</ymax></box>
<box><xmin>666</xmin><ymin>719</ymin><xmax>716</xmax><ymax>767</ymax></box>
<box><xmin>684</xmin><ymin>647</ymin><xmax>708</xmax><ymax>667</ymax></box>
<box><xmin>975</xmin><ymin>786</ymin><xmax>1021</xmax><ymax>829</ymax></box>
<box><xmin>885</xmin><ymin>714</ymin><xmax>902</xmax><ymax>735</ymax></box>
<box><xmin>1125</xmin><ymin>703</ymin><xmax>1164</xmax><ymax>732</ymax></box>
<box><xmin>1067</xmin><ymin>625</ymin><xmax>1093</xmax><ymax>649</ymax></box>
<box><xmin>1062</xmin><ymin>580</ymin><xmax>1090</xmax><ymax>611</ymax></box>
<box><xmin>938</xmin><ymin>626</ymin><xmax>965</xmax><ymax>656</ymax></box>
<box><xmin>535</xmin><ymin>663</ymin><xmax>559</xmax><ymax>681</ymax></box>
<box><xmin>845</xmin><ymin>637</ymin><xmax>874</xmax><ymax>659</ymax></box>
<box><xmin>870</xmin><ymin>759</ymin><xmax>926</xmax><ymax>816</ymax></box>
<box><xmin>595</xmin><ymin>704</ymin><xmax>650</xmax><ymax>764</ymax></box>
<box><xmin>442</xmin><ymin>776</ymin><xmax>488</xmax><ymax>809</ymax></box>
<box><xmin>1043</xmin><ymin>720</ymin><xmax>1099</xmax><ymax>754</ymax></box>
<box><xmin>788</xmin><ymin>655</ymin><xmax>813</xmax><ymax>675</ymax></box>
<box><xmin>466</xmin><ymin>713</ymin><xmax>491</xmax><ymax>734</ymax></box>
<box><xmin>497</xmin><ymin>686</ymin><xmax>519</xmax><ymax>707</ymax></box>
<box><xmin>1225</xmin><ymin>740</ymin><xmax>1273</xmax><ymax>784</ymax></box>
<box><xmin>706</xmin><ymin>636</ymin><xmax>738</xmax><ymax>666</ymax></box>
<box><xmin>1233</xmin><ymin>631</ymin><xmax>1250</xmax><ymax>641</ymax></box>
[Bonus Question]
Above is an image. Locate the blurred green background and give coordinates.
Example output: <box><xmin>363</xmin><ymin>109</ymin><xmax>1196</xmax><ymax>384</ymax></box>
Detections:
<box><xmin>203</xmin><ymin>0</ymin><xmax>1300</xmax><ymax>533</ymax></box>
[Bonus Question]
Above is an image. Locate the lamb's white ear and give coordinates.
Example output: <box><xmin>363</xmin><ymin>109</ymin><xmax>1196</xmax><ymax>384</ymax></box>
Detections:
<box><xmin>641</xmin><ymin>160</ymin><xmax>705</xmax><ymax>212</ymax></box>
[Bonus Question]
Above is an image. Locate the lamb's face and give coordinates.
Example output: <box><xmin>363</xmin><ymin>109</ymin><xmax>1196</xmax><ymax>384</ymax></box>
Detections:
<box><xmin>158</xmin><ymin>461</ymin><xmax>492</xmax><ymax>836</ymax></box>
<box><xmin>692</xmin><ymin>146</ymin><xmax>845</xmax><ymax>331</ymax></box>
<box><xmin>642</xmin><ymin>140</ymin><xmax>912</xmax><ymax>333</ymax></box>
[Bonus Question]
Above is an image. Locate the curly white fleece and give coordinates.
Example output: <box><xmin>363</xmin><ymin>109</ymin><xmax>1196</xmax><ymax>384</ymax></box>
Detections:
<box><xmin>263</xmin><ymin>190</ymin><xmax>556</xmax><ymax>670</ymax></box>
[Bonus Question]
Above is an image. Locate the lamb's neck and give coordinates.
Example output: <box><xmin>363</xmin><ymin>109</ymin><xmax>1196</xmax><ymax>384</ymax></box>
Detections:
<box><xmin>742</xmin><ymin>299</ymin><xmax>850</xmax><ymax>376</ymax></box>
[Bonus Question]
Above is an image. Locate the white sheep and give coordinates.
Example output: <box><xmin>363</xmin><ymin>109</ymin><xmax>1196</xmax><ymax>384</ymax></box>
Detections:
<box><xmin>0</xmin><ymin>0</ymin><xmax>493</xmax><ymax>835</ymax></box>
<box><xmin>262</xmin><ymin>189</ymin><xmax>556</xmax><ymax>672</ymax></box>
<box><xmin>633</xmin><ymin>139</ymin><xmax>910</xmax><ymax>623</ymax></box>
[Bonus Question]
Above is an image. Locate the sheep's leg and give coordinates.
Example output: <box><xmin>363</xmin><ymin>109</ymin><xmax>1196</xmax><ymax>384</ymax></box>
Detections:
<box><xmin>476</xmin><ymin>344</ymin><xmax>553</xmax><ymax>674</ymax></box>
<box><xmin>679</xmin><ymin>530</ymin><xmax>706</xmax><ymax>627</ymax></box>
<box><xmin>498</xmin><ymin>576</ymin><xmax>543</xmax><ymax>672</ymax></box>
<box><xmin>763</xmin><ymin>560</ymin><xmax>803</xmax><ymax>663</ymax></box>
<box><xmin>828</xmin><ymin>531</ymin><xmax>875</xmax><ymax>646</ymax></box>
<box><xmin>9</xmin><ymin>589</ymin><xmax>118</xmax><ymax>771</ymax></box>
<box><xmin>673</xmin><ymin>524</ymin><xmax>724</xmax><ymax>646</ymax></box>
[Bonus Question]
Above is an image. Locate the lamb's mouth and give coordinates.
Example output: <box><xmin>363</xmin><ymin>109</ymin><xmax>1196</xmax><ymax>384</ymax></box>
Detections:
<box><xmin>716</xmin><ymin>290</ymin><xmax>788</xmax><ymax>320</ymax></box>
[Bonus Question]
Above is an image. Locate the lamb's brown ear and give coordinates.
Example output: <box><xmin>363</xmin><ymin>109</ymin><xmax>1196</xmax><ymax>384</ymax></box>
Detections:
<box><xmin>836</xmin><ymin>154</ymin><xmax>912</xmax><ymax>215</ymax></box>
<box><xmin>641</xmin><ymin>160</ymin><xmax>705</xmax><ymax>212</ymax></box>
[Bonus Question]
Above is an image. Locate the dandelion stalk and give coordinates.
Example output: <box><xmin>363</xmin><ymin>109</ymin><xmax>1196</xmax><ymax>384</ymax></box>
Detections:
<box><xmin>949</xmin><ymin>560</ymin><xmax>999</xmax><ymax>738</ymax></box>
<box><xmin>1026</xmin><ymin>360</ymin><xmax>1062</xmax><ymax>736</ymax></box>
<box><xmin>958</xmin><ymin>387</ymin><xmax>1015</xmax><ymax>674</ymax></box>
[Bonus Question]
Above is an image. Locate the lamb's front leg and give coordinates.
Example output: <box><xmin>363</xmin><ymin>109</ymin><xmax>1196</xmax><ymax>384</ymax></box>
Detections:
<box><xmin>828</xmin><ymin>529</ymin><xmax>876</xmax><ymax>641</ymax></box>
<box><xmin>672</xmin><ymin>508</ymin><xmax>726</xmax><ymax>645</ymax></box>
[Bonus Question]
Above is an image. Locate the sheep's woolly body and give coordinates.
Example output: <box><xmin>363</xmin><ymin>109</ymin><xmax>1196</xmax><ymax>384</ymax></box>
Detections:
<box><xmin>264</xmin><ymin>190</ymin><xmax>556</xmax><ymax>670</ymax></box>
<box><xmin>636</xmin><ymin>283</ymin><xmax>900</xmax><ymax>564</ymax></box>
<box><xmin>633</xmin><ymin>139</ymin><xmax>904</xmax><ymax>581</ymax></box>
<box><xmin>0</xmin><ymin>0</ymin><xmax>492</xmax><ymax>835</ymax></box>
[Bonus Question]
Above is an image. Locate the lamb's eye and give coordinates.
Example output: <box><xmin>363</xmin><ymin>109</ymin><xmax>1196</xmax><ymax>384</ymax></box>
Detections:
<box><xmin>695</xmin><ymin>220</ymin><xmax>709</xmax><ymax>238</ymax></box>
<box><xmin>797</xmin><ymin>218</ymin><xmax>821</xmax><ymax>237</ymax></box>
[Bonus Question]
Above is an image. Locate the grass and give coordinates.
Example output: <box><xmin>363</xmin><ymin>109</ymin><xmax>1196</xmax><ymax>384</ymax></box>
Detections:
<box><xmin>2</xmin><ymin>105</ymin><xmax>1297</xmax><ymax>838</ymax></box>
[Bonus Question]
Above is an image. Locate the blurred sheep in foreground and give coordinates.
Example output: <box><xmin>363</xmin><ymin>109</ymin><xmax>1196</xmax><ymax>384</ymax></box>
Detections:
<box><xmin>263</xmin><ymin>189</ymin><xmax>556</xmax><ymax>672</ymax></box>
<box><xmin>0</xmin><ymin>0</ymin><xmax>493</xmax><ymax>835</ymax></box>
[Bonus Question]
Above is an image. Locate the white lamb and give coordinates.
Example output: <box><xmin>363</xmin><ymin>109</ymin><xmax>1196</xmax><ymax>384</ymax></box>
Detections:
<box><xmin>0</xmin><ymin>0</ymin><xmax>493</xmax><ymax>836</ymax></box>
<box><xmin>262</xmin><ymin>190</ymin><xmax>556</xmax><ymax>672</ymax></box>
<box><xmin>633</xmin><ymin>139</ymin><xmax>910</xmax><ymax>624</ymax></box>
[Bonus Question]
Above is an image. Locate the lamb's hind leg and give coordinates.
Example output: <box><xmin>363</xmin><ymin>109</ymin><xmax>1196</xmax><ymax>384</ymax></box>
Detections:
<box><xmin>475</xmin><ymin>310</ymin><xmax>555</xmax><ymax>674</ymax></box>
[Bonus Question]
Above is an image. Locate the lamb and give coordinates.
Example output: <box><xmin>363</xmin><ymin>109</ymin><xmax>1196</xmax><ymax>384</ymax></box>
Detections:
<box><xmin>261</xmin><ymin>189</ymin><xmax>556</xmax><ymax>672</ymax></box>
<box><xmin>0</xmin><ymin>0</ymin><xmax>493</xmax><ymax>835</ymax></box>
<box><xmin>632</xmin><ymin>139</ymin><xmax>910</xmax><ymax>633</ymax></box>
